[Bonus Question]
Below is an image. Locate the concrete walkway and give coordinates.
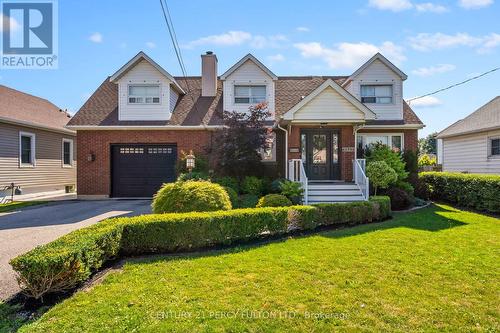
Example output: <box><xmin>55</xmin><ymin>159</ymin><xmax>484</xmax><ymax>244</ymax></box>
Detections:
<box><xmin>0</xmin><ymin>200</ymin><xmax>151</xmax><ymax>300</ymax></box>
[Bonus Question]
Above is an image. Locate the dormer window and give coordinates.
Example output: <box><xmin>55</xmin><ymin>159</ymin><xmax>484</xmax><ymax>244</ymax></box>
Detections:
<box><xmin>360</xmin><ymin>85</ymin><xmax>393</xmax><ymax>104</ymax></box>
<box><xmin>128</xmin><ymin>84</ymin><xmax>160</xmax><ymax>104</ymax></box>
<box><xmin>234</xmin><ymin>85</ymin><xmax>266</xmax><ymax>104</ymax></box>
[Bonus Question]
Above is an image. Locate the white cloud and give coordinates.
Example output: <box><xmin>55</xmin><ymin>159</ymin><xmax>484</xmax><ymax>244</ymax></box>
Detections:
<box><xmin>294</xmin><ymin>41</ymin><xmax>405</xmax><ymax>70</ymax></box>
<box><xmin>458</xmin><ymin>0</ymin><xmax>493</xmax><ymax>9</ymax></box>
<box><xmin>146</xmin><ymin>42</ymin><xmax>156</xmax><ymax>49</ymax></box>
<box><xmin>267</xmin><ymin>54</ymin><xmax>285</xmax><ymax>62</ymax></box>
<box><xmin>296</xmin><ymin>26</ymin><xmax>310</xmax><ymax>32</ymax></box>
<box><xmin>0</xmin><ymin>14</ymin><xmax>20</xmax><ymax>32</ymax></box>
<box><xmin>408</xmin><ymin>96</ymin><xmax>442</xmax><ymax>107</ymax></box>
<box><xmin>412</xmin><ymin>64</ymin><xmax>456</xmax><ymax>76</ymax></box>
<box><xmin>415</xmin><ymin>2</ymin><xmax>449</xmax><ymax>12</ymax></box>
<box><xmin>88</xmin><ymin>32</ymin><xmax>103</xmax><ymax>43</ymax></box>
<box><xmin>183</xmin><ymin>31</ymin><xmax>251</xmax><ymax>48</ymax></box>
<box><xmin>369</xmin><ymin>0</ymin><xmax>413</xmax><ymax>11</ymax></box>
<box><xmin>183</xmin><ymin>31</ymin><xmax>287</xmax><ymax>49</ymax></box>
<box><xmin>409</xmin><ymin>32</ymin><xmax>500</xmax><ymax>53</ymax></box>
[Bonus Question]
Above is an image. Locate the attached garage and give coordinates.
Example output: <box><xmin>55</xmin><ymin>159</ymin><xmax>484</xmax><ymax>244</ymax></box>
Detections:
<box><xmin>111</xmin><ymin>144</ymin><xmax>177</xmax><ymax>197</ymax></box>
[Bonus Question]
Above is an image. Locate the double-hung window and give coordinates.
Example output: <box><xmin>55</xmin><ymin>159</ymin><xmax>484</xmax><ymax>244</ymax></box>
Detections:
<box><xmin>234</xmin><ymin>85</ymin><xmax>266</xmax><ymax>104</ymax></box>
<box><xmin>357</xmin><ymin>134</ymin><xmax>403</xmax><ymax>157</ymax></box>
<box><xmin>128</xmin><ymin>85</ymin><xmax>160</xmax><ymax>104</ymax></box>
<box><xmin>360</xmin><ymin>85</ymin><xmax>393</xmax><ymax>104</ymax></box>
<box><xmin>489</xmin><ymin>137</ymin><xmax>500</xmax><ymax>157</ymax></box>
<box><xmin>19</xmin><ymin>132</ymin><xmax>35</xmax><ymax>167</ymax></box>
<box><xmin>62</xmin><ymin>139</ymin><xmax>74</xmax><ymax>167</ymax></box>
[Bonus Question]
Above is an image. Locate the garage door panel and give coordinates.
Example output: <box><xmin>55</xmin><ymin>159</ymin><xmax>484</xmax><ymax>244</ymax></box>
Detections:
<box><xmin>111</xmin><ymin>144</ymin><xmax>177</xmax><ymax>197</ymax></box>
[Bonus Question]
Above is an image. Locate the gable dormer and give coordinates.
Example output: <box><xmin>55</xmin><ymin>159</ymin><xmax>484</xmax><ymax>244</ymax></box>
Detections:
<box><xmin>221</xmin><ymin>54</ymin><xmax>277</xmax><ymax>119</ymax></box>
<box><xmin>110</xmin><ymin>52</ymin><xmax>184</xmax><ymax>121</ymax></box>
<box><xmin>343</xmin><ymin>53</ymin><xmax>407</xmax><ymax>120</ymax></box>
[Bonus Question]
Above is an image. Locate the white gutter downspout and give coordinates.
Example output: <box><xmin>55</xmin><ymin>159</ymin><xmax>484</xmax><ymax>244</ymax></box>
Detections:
<box><xmin>277</xmin><ymin>121</ymin><xmax>288</xmax><ymax>179</ymax></box>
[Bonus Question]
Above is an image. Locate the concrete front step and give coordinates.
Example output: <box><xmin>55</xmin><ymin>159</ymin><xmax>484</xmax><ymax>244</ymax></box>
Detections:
<box><xmin>308</xmin><ymin>196</ymin><xmax>366</xmax><ymax>203</ymax></box>
<box><xmin>308</xmin><ymin>189</ymin><xmax>362</xmax><ymax>196</ymax></box>
<box><xmin>308</xmin><ymin>184</ymin><xmax>360</xmax><ymax>190</ymax></box>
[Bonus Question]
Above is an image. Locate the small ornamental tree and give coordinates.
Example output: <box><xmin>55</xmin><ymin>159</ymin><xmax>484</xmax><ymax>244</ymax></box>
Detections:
<box><xmin>366</xmin><ymin>161</ymin><xmax>397</xmax><ymax>195</ymax></box>
<box><xmin>366</xmin><ymin>143</ymin><xmax>408</xmax><ymax>183</ymax></box>
<box><xmin>211</xmin><ymin>103</ymin><xmax>270</xmax><ymax>177</ymax></box>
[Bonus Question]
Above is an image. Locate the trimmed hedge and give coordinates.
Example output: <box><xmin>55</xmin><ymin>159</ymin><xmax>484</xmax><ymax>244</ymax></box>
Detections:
<box><xmin>10</xmin><ymin>197</ymin><xmax>390</xmax><ymax>299</ymax></box>
<box><xmin>419</xmin><ymin>172</ymin><xmax>500</xmax><ymax>213</ymax></box>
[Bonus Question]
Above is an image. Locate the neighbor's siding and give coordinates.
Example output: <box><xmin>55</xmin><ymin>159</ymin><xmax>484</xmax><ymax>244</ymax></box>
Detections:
<box><xmin>345</xmin><ymin>59</ymin><xmax>403</xmax><ymax>120</ymax></box>
<box><xmin>223</xmin><ymin>59</ymin><xmax>275</xmax><ymax>119</ymax></box>
<box><xmin>0</xmin><ymin>122</ymin><xmax>76</xmax><ymax>190</ymax></box>
<box><xmin>442</xmin><ymin>129</ymin><xmax>500</xmax><ymax>174</ymax></box>
<box><xmin>293</xmin><ymin>86</ymin><xmax>365</xmax><ymax>121</ymax></box>
<box><xmin>117</xmin><ymin>59</ymin><xmax>172</xmax><ymax>121</ymax></box>
<box><xmin>169</xmin><ymin>86</ymin><xmax>179</xmax><ymax>113</ymax></box>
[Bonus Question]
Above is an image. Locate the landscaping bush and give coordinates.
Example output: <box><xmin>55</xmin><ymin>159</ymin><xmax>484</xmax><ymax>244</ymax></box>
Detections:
<box><xmin>270</xmin><ymin>178</ymin><xmax>287</xmax><ymax>193</ymax></box>
<box><xmin>223</xmin><ymin>187</ymin><xmax>239</xmax><ymax>208</ymax></box>
<box><xmin>237</xmin><ymin>194</ymin><xmax>259</xmax><ymax>208</ymax></box>
<box><xmin>366</xmin><ymin>143</ymin><xmax>408</xmax><ymax>182</ymax></box>
<box><xmin>10</xmin><ymin>197</ymin><xmax>391</xmax><ymax>299</ymax></box>
<box><xmin>256</xmin><ymin>194</ymin><xmax>292</xmax><ymax>208</ymax></box>
<box><xmin>241</xmin><ymin>176</ymin><xmax>265</xmax><ymax>196</ymax></box>
<box><xmin>152</xmin><ymin>181</ymin><xmax>232</xmax><ymax>213</ymax></box>
<box><xmin>279</xmin><ymin>180</ymin><xmax>304</xmax><ymax>204</ymax></box>
<box><xmin>214</xmin><ymin>176</ymin><xmax>239</xmax><ymax>193</ymax></box>
<box><xmin>402</xmin><ymin>150</ymin><xmax>419</xmax><ymax>189</ymax></box>
<box><xmin>177</xmin><ymin>171</ymin><xmax>210</xmax><ymax>182</ymax></box>
<box><xmin>419</xmin><ymin>172</ymin><xmax>500</xmax><ymax>213</ymax></box>
<box><xmin>386</xmin><ymin>187</ymin><xmax>412</xmax><ymax>210</ymax></box>
<box><xmin>366</xmin><ymin>161</ymin><xmax>397</xmax><ymax>195</ymax></box>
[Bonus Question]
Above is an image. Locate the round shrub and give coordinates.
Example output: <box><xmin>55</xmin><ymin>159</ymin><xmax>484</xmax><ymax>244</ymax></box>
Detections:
<box><xmin>241</xmin><ymin>176</ymin><xmax>265</xmax><ymax>196</ymax></box>
<box><xmin>366</xmin><ymin>161</ymin><xmax>397</xmax><ymax>195</ymax></box>
<box><xmin>237</xmin><ymin>194</ymin><xmax>259</xmax><ymax>208</ymax></box>
<box><xmin>223</xmin><ymin>186</ymin><xmax>238</xmax><ymax>208</ymax></box>
<box><xmin>256</xmin><ymin>194</ymin><xmax>292</xmax><ymax>208</ymax></box>
<box><xmin>152</xmin><ymin>181</ymin><xmax>231</xmax><ymax>213</ymax></box>
<box><xmin>270</xmin><ymin>178</ymin><xmax>287</xmax><ymax>193</ymax></box>
<box><xmin>386</xmin><ymin>187</ymin><xmax>411</xmax><ymax>210</ymax></box>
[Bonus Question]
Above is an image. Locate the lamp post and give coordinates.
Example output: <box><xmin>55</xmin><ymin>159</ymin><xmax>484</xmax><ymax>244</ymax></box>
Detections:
<box><xmin>186</xmin><ymin>150</ymin><xmax>196</xmax><ymax>174</ymax></box>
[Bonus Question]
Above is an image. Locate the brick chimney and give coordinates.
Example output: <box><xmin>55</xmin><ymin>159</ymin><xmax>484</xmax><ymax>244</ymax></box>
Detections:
<box><xmin>201</xmin><ymin>51</ymin><xmax>217</xmax><ymax>97</ymax></box>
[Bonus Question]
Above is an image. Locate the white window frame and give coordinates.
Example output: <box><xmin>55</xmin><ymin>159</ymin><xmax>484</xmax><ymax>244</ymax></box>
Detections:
<box><xmin>360</xmin><ymin>84</ymin><xmax>394</xmax><ymax>104</ymax></box>
<box><xmin>19</xmin><ymin>131</ymin><xmax>36</xmax><ymax>168</ymax></box>
<box><xmin>62</xmin><ymin>138</ymin><xmax>74</xmax><ymax>167</ymax></box>
<box><xmin>127</xmin><ymin>84</ymin><xmax>161</xmax><ymax>105</ymax></box>
<box><xmin>234</xmin><ymin>85</ymin><xmax>267</xmax><ymax>105</ymax></box>
<box><xmin>488</xmin><ymin>136</ymin><xmax>500</xmax><ymax>159</ymax></box>
<box><xmin>357</xmin><ymin>133</ymin><xmax>404</xmax><ymax>152</ymax></box>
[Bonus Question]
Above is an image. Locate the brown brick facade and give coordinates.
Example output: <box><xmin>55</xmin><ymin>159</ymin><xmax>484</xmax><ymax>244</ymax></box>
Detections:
<box><xmin>76</xmin><ymin>130</ymin><xmax>214</xmax><ymax>196</ymax></box>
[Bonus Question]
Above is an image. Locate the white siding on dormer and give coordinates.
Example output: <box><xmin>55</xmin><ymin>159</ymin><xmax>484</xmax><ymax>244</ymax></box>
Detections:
<box><xmin>169</xmin><ymin>86</ymin><xmax>179</xmax><ymax>113</ymax></box>
<box><xmin>293</xmin><ymin>86</ymin><xmax>365</xmax><ymax>121</ymax></box>
<box><xmin>117</xmin><ymin>59</ymin><xmax>172</xmax><ymax>121</ymax></box>
<box><xmin>345</xmin><ymin>59</ymin><xmax>403</xmax><ymax>120</ymax></box>
<box><xmin>223</xmin><ymin>59</ymin><xmax>275</xmax><ymax>119</ymax></box>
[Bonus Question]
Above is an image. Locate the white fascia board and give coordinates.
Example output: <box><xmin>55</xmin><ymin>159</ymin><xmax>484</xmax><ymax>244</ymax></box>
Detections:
<box><xmin>65</xmin><ymin>125</ymin><xmax>224</xmax><ymax>131</ymax></box>
<box><xmin>220</xmin><ymin>53</ymin><xmax>278</xmax><ymax>80</ymax></box>
<box><xmin>0</xmin><ymin>116</ymin><xmax>75</xmax><ymax>135</ymax></box>
<box><xmin>343</xmin><ymin>53</ymin><xmax>408</xmax><ymax>87</ymax></box>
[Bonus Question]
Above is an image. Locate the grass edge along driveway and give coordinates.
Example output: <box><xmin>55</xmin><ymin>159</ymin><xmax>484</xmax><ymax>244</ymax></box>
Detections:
<box><xmin>8</xmin><ymin>204</ymin><xmax>500</xmax><ymax>332</ymax></box>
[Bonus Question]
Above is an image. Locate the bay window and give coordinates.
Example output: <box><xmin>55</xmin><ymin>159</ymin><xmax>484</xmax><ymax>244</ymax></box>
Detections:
<box><xmin>234</xmin><ymin>85</ymin><xmax>266</xmax><ymax>104</ymax></box>
<box><xmin>360</xmin><ymin>85</ymin><xmax>393</xmax><ymax>104</ymax></box>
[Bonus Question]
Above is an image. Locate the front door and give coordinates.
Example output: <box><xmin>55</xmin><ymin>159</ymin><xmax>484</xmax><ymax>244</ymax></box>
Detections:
<box><xmin>302</xmin><ymin>129</ymin><xmax>341</xmax><ymax>180</ymax></box>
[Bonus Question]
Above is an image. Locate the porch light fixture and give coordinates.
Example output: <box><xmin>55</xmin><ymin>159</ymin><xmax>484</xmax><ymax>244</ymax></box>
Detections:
<box><xmin>87</xmin><ymin>153</ymin><xmax>95</xmax><ymax>162</ymax></box>
<box><xmin>186</xmin><ymin>150</ymin><xmax>196</xmax><ymax>173</ymax></box>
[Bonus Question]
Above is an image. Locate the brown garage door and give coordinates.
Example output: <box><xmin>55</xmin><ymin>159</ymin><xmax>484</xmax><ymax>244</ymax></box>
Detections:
<box><xmin>111</xmin><ymin>144</ymin><xmax>177</xmax><ymax>197</ymax></box>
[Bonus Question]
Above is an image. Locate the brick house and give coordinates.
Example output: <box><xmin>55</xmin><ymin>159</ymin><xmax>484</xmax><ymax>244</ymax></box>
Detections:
<box><xmin>67</xmin><ymin>51</ymin><xmax>423</xmax><ymax>202</ymax></box>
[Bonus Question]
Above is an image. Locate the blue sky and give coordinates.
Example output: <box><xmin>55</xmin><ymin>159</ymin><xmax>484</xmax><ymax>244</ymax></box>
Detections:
<box><xmin>1</xmin><ymin>0</ymin><xmax>499</xmax><ymax>136</ymax></box>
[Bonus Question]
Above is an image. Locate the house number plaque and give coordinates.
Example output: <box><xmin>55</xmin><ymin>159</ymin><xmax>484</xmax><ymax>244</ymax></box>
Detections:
<box><xmin>342</xmin><ymin>147</ymin><xmax>355</xmax><ymax>152</ymax></box>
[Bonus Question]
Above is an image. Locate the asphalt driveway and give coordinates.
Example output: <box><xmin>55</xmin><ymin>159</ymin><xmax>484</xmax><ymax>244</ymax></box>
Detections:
<box><xmin>0</xmin><ymin>199</ymin><xmax>151</xmax><ymax>301</ymax></box>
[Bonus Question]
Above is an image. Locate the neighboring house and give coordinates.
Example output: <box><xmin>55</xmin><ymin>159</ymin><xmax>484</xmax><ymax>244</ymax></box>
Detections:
<box><xmin>0</xmin><ymin>85</ymin><xmax>76</xmax><ymax>202</ymax></box>
<box><xmin>437</xmin><ymin>96</ymin><xmax>500</xmax><ymax>174</ymax></box>
<box><xmin>67</xmin><ymin>51</ymin><xmax>424</xmax><ymax>202</ymax></box>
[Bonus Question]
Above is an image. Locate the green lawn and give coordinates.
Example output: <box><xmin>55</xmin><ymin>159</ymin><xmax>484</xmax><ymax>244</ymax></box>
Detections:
<box><xmin>0</xmin><ymin>201</ymin><xmax>47</xmax><ymax>213</ymax></box>
<box><xmin>14</xmin><ymin>204</ymin><xmax>500</xmax><ymax>332</ymax></box>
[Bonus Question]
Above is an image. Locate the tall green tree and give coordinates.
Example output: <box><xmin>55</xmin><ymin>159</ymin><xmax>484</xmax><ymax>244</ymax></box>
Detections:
<box><xmin>418</xmin><ymin>132</ymin><xmax>438</xmax><ymax>155</ymax></box>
